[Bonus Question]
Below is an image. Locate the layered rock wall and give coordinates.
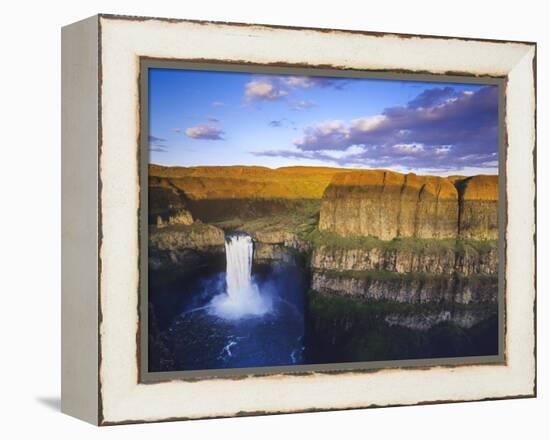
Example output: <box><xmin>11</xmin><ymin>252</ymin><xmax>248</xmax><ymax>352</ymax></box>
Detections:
<box><xmin>311</xmin><ymin>244</ymin><xmax>498</xmax><ymax>276</ymax></box>
<box><xmin>311</xmin><ymin>271</ymin><xmax>497</xmax><ymax>304</ymax></box>
<box><xmin>319</xmin><ymin>171</ymin><xmax>498</xmax><ymax>241</ymax></box>
<box><xmin>148</xmin><ymin>165</ymin><xmax>499</xmax><ymax>310</ymax></box>
<box><xmin>458</xmin><ymin>175</ymin><xmax>499</xmax><ymax>240</ymax></box>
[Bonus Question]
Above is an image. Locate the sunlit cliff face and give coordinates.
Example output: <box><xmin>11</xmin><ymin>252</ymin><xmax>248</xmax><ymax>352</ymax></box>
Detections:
<box><xmin>320</xmin><ymin>171</ymin><xmax>498</xmax><ymax>240</ymax></box>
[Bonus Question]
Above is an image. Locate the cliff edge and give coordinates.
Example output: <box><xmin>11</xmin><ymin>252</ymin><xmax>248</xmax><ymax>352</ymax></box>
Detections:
<box><xmin>319</xmin><ymin>171</ymin><xmax>498</xmax><ymax>241</ymax></box>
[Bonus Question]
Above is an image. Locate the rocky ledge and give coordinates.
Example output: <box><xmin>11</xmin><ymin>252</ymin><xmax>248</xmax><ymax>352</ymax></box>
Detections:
<box><xmin>311</xmin><ymin>270</ymin><xmax>497</xmax><ymax>304</ymax></box>
<box><xmin>148</xmin><ymin>223</ymin><xmax>225</xmax><ymax>273</ymax></box>
<box><xmin>148</xmin><ymin>165</ymin><xmax>499</xmax><ymax>320</ymax></box>
<box><xmin>311</xmin><ymin>241</ymin><xmax>497</xmax><ymax>276</ymax></box>
<box><xmin>384</xmin><ymin>308</ymin><xmax>496</xmax><ymax>331</ymax></box>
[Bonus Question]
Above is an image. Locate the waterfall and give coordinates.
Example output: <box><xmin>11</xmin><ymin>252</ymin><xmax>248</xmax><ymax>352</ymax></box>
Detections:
<box><xmin>209</xmin><ymin>234</ymin><xmax>270</xmax><ymax>319</ymax></box>
<box><xmin>225</xmin><ymin>234</ymin><xmax>255</xmax><ymax>302</ymax></box>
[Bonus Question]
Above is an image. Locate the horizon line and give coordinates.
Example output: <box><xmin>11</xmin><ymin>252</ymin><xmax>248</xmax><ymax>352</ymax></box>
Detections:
<box><xmin>149</xmin><ymin>162</ymin><xmax>498</xmax><ymax>177</ymax></box>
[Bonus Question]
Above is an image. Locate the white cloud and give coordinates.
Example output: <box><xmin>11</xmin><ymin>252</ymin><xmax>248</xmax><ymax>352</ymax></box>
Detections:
<box><xmin>244</xmin><ymin>75</ymin><xmax>342</xmax><ymax>103</ymax></box>
<box><xmin>280</xmin><ymin>76</ymin><xmax>317</xmax><ymax>88</ymax></box>
<box><xmin>392</xmin><ymin>143</ymin><xmax>425</xmax><ymax>154</ymax></box>
<box><xmin>280</xmin><ymin>76</ymin><xmax>339</xmax><ymax>89</ymax></box>
<box><xmin>185</xmin><ymin>124</ymin><xmax>224</xmax><ymax>140</ymax></box>
<box><xmin>351</xmin><ymin>115</ymin><xmax>387</xmax><ymax>132</ymax></box>
<box><xmin>291</xmin><ymin>100</ymin><xmax>315</xmax><ymax>110</ymax></box>
<box><xmin>245</xmin><ymin>80</ymin><xmax>288</xmax><ymax>101</ymax></box>
<box><xmin>319</xmin><ymin>145</ymin><xmax>366</xmax><ymax>160</ymax></box>
<box><xmin>435</xmin><ymin>145</ymin><xmax>452</xmax><ymax>155</ymax></box>
<box><xmin>294</xmin><ymin>120</ymin><xmax>351</xmax><ymax>150</ymax></box>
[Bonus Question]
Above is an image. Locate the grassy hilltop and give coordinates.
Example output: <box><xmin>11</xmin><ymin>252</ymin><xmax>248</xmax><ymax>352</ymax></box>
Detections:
<box><xmin>149</xmin><ymin>164</ymin><xmax>350</xmax><ymax>200</ymax></box>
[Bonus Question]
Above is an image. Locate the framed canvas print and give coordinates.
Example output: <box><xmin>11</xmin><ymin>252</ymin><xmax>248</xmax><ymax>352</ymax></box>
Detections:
<box><xmin>61</xmin><ymin>14</ymin><xmax>536</xmax><ymax>425</ymax></box>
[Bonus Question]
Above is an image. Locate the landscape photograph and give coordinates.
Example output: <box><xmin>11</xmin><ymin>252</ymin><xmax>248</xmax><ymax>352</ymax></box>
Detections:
<box><xmin>146</xmin><ymin>67</ymin><xmax>500</xmax><ymax>373</ymax></box>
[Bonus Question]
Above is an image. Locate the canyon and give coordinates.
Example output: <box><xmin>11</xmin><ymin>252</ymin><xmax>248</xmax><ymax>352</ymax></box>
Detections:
<box><xmin>149</xmin><ymin>164</ymin><xmax>499</xmax><ymax>334</ymax></box>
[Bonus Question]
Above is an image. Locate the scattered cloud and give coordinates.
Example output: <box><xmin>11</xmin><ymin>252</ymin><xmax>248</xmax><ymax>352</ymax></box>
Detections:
<box><xmin>148</xmin><ymin>135</ymin><xmax>166</xmax><ymax>143</ymax></box>
<box><xmin>212</xmin><ymin>101</ymin><xmax>225</xmax><ymax>107</ymax></box>
<box><xmin>279</xmin><ymin>76</ymin><xmax>341</xmax><ymax>89</ymax></box>
<box><xmin>244</xmin><ymin>75</ymin><xmax>346</xmax><ymax>104</ymax></box>
<box><xmin>268</xmin><ymin>118</ymin><xmax>296</xmax><ymax>128</ymax></box>
<box><xmin>149</xmin><ymin>145</ymin><xmax>168</xmax><ymax>153</ymax></box>
<box><xmin>291</xmin><ymin>100</ymin><xmax>316</xmax><ymax>110</ymax></box>
<box><xmin>255</xmin><ymin>86</ymin><xmax>499</xmax><ymax>172</ymax></box>
<box><xmin>406</xmin><ymin>86</ymin><xmax>462</xmax><ymax>109</ymax></box>
<box><xmin>245</xmin><ymin>79</ymin><xmax>289</xmax><ymax>101</ymax></box>
<box><xmin>392</xmin><ymin>143</ymin><xmax>425</xmax><ymax>154</ymax></box>
<box><xmin>252</xmin><ymin>144</ymin><xmax>366</xmax><ymax>163</ymax></box>
<box><xmin>149</xmin><ymin>135</ymin><xmax>169</xmax><ymax>152</ymax></box>
<box><xmin>435</xmin><ymin>145</ymin><xmax>452</xmax><ymax>155</ymax></box>
<box><xmin>294</xmin><ymin>120</ymin><xmax>350</xmax><ymax>151</ymax></box>
<box><xmin>185</xmin><ymin>124</ymin><xmax>225</xmax><ymax>140</ymax></box>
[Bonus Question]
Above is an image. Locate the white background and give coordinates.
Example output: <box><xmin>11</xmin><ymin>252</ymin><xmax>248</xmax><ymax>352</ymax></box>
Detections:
<box><xmin>0</xmin><ymin>0</ymin><xmax>546</xmax><ymax>437</ymax></box>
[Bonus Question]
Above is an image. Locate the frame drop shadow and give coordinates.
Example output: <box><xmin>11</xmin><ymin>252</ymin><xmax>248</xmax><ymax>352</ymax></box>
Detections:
<box><xmin>36</xmin><ymin>396</ymin><xmax>61</xmax><ymax>412</ymax></box>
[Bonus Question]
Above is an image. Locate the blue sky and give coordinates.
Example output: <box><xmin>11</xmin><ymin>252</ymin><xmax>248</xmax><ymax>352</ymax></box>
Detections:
<box><xmin>148</xmin><ymin>68</ymin><xmax>499</xmax><ymax>175</ymax></box>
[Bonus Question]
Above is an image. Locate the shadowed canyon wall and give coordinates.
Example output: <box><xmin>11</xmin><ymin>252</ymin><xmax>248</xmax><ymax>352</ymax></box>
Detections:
<box><xmin>149</xmin><ymin>165</ymin><xmax>348</xmax><ymax>223</ymax></box>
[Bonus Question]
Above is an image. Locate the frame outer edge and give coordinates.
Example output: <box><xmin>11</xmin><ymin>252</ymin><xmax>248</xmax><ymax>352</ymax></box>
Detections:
<box><xmin>61</xmin><ymin>14</ymin><xmax>100</xmax><ymax>425</ymax></box>
<box><xmin>97</xmin><ymin>12</ymin><xmax>537</xmax><ymax>46</ymax></box>
<box><xmin>94</xmin><ymin>15</ymin><xmax>537</xmax><ymax>425</ymax></box>
<box><xmin>531</xmin><ymin>44</ymin><xmax>537</xmax><ymax>398</ymax></box>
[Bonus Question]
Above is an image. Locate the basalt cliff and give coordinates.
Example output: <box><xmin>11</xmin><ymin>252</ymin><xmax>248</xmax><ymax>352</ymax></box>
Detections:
<box><xmin>319</xmin><ymin>171</ymin><xmax>498</xmax><ymax>240</ymax></box>
<box><xmin>149</xmin><ymin>164</ymin><xmax>499</xmax><ymax>328</ymax></box>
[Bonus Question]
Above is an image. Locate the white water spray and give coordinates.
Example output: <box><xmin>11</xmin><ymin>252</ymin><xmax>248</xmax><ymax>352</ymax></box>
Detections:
<box><xmin>209</xmin><ymin>234</ymin><xmax>270</xmax><ymax>319</ymax></box>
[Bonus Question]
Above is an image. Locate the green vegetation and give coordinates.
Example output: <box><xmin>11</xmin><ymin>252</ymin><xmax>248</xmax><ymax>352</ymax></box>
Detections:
<box><xmin>307</xmin><ymin>289</ymin><xmax>498</xmax><ymax>362</ymax></box>
<box><xmin>316</xmin><ymin>268</ymin><xmax>497</xmax><ymax>284</ymax></box>
<box><xmin>304</xmin><ymin>229</ymin><xmax>497</xmax><ymax>254</ymax></box>
<box><xmin>308</xmin><ymin>289</ymin><xmax>495</xmax><ymax>319</ymax></box>
<box><xmin>304</xmin><ymin>229</ymin><xmax>384</xmax><ymax>249</ymax></box>
<box><xmin>150</xmin><ymin>221</ymin><xmax>217</xmax><ymax>235</ymax></box>
<box><xmin>318</xmin><ymin>268</ymin><xmax>440</xmax><ymax>282</ymax></box>
<box><xmin>213</xmin><ymin>199</ymin><xmax>321</xmax><ymax>237</ymax></box>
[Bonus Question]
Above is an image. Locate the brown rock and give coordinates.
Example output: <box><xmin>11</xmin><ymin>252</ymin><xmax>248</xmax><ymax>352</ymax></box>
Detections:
<box><xmin>310</xmin><ymin>244</ymin><xmax>498</xmax><ymax>276</ymax></box>
<box><xmin>311</xmin><ymin>270</ymin><xmax>497</xmax><ymax>304</ymax></box>
<box><xmin>457</xmin><ymin>175</ymin><xmax>499</xmax><ymax>240</ymax></box>
<box><xmin>319</xmin><ymin>170</ymin><xmax>460</xmax><ymax>240</ymax></box>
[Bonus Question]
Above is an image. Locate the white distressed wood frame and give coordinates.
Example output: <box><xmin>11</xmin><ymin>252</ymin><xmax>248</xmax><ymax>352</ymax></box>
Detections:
<box><xmin>61</xmin><ymin>14</ymin><xmax>536</xmax><ymax>425</ymax></box>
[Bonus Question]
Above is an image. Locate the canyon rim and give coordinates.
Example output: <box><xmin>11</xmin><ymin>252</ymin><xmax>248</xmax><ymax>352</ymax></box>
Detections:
<box><xmin>145</xmin><ymin>66</ymin><xmax>501</xmax><ymax>374</ymax></box>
